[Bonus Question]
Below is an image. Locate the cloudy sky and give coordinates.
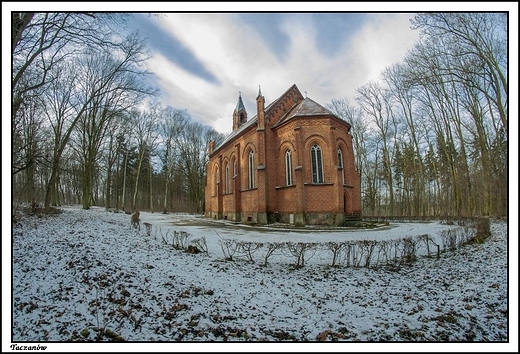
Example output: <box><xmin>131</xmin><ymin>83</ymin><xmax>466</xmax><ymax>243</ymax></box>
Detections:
<box><xmin>3</xmin><ymin>2</ymin><xmax>515</xmax><ymax>137</ymax></box>
<box><xmin>125</xmin><ymin>11</ymin><xmax>420</xmax><ymax>134</ymax></box>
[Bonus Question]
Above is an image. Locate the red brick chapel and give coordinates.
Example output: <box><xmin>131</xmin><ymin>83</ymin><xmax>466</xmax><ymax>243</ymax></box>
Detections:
<box><xmin>205</xmin><ymin>84</ymin><xmax>361</xmax><ymax>226</ymax></box>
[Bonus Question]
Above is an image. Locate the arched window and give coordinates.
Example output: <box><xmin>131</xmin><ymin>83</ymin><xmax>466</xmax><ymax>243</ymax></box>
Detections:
<box><xmin>215</xmin><ymin>167</ymin><xmax>219</xmax><ymax>195</ymax></box>
<box><xmin>285</xmin><ymin>150</ymin><xmax>293</xmax><ymax>186</ymax></box>
<box><xmin>225</xmin><ymin>163</ymin><xmax>230</xmax><ymax>194</ymax></box>
<box><xmin>311</xmin><ymin>144</ymin><xmax>324</xmax><ymax>183</ymax></box>
<box><xmin>248</xmin><ymin>150</ymin><xmax>255</xmax><ymax>189</ymax></box>
<box><xmin>337</xmin><ymin>148</ymin><xmax>345</xmax><ymax>185</ymax></box>
<box><xmin>233</xmin><ymin>159</ymin><xmax>237</xmax><ymax>177</ymax></box>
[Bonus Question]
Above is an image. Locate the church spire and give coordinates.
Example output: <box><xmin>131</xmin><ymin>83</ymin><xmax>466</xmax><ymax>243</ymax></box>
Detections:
<box><xmin>233</xmin><ymin>91</ymin><xmax>247</xmax><ymax>131</ymax></box>
<box><xmin>236</xmin><ymin>91</ymin><xmax>246</xmax><ymax>112</ymax></box>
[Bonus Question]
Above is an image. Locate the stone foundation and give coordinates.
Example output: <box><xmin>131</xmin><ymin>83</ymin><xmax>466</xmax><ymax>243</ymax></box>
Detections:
<box><xmin>207</xmin><ymin>211</ymin><xmax>360</xmax><ymax>226</ymax></box>
<box><xmin>266</xmin><ymin>212</ymin><xmax>352</xmax><ymax>226</ymax></box>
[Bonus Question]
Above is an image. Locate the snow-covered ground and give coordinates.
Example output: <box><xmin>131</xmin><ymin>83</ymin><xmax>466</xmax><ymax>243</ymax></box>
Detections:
<box><xmin>6</xmin><ymin>205</ymin><xmax>517</xmax><ymax>352</ymax></box>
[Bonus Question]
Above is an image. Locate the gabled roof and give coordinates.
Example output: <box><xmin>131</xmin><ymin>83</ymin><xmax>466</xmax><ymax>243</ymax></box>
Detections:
<box><xmin>212</xmin><ymin>84</ymin><xmax>343</xmax><ymax>154</ymax></box>
<box><xmin>215</xmin><ymin>114</ymin><xmax>258</xmax><ymax>151</ymax></box>
<box><xmin>263</xmin><ymin>84</ymin><xmax>302</xmax><ymax>116</ymax></box>
<box><xmin>272</xmin><ymin>97</ymin><xmax>335</xmax><ymax>128</ymax></box>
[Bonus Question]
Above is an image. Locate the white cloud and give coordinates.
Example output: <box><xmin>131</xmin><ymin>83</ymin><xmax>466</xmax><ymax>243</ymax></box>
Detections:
<box><xmin>151</xmin><ymin>14</ymin><xmax>284</xmax><ymax>133</ymax></box>
<box><xmin>145</xmin><ymin>13</ymin><xmax>419</xmax><ymax>134</ymax></box>
<box><xmin>348</xmin><ymin>14</ymin><xmax>419</xmax><ymax>84</ymax></box>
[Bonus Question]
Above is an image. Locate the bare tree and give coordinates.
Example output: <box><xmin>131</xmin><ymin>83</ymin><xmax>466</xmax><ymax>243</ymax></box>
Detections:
<box><xmin>383</xmin><ymin>63</ymin><xmax>428</xmax><ymax>216</ymax></box>
<box><xmin>103</xmin><ymin>124</ymin><xmax>121</xmax><ymax>210</ymax></box>
<box><xmin>403</xmin><ymin>13</ymin><xmax>508</xmax><ymax>217</ymax></box>
<box><xmin>356</xmin><ymin>81</ymin><xmax>396</xmax><ymax>216</ymax></box>
<box><xmin>73</xmin><ymin>42</ymin><xmax>154</xmax><ymax>210</ymax></box>
<box><xmin>12</xmin><ymin>13</ymin><xmax>125</xmax><ymax>133</ymax></box>
<box><xmin>129</xmin><ymin>107</ymin><xmax>160</xmax><ymax>211</ymax></box>
<box><xmin>12</xmin><ymin>90</ymin><xmax>46</xmax><ymax>205</ymax></box>
<box><xmin>11</xmin><ymin>13</ymin><xmax>154</xmax><ymax>211</ymax></box>
<box><xmin>335</xmin><ymin>13</ymin><xmax>508</xmax><ymax>219</ymax></box>
<box><xmin>41</xmin><ymin>33</ymin><xmax>154</xmax><ymax>212</ymax></box>
<box><xmin>411</xmin><ymin>13</ymin><xmax>507</xmax><ymax>138</ymax></box>
<box><xmin>175</xmin><ymin>120</ymin><xmax>225</xmax><ymax>212</ymax></box>
<box><xmin>158</xmin><ymin>107</ymin><xmax>189</xmax><ymax>212</ymax></box>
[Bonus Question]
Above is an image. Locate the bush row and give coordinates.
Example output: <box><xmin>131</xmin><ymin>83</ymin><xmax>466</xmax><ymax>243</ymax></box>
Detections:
<box><xmin>145</xmin><ymin>220</ymin><xmax>489</xmax><ymax>269</ymax></box>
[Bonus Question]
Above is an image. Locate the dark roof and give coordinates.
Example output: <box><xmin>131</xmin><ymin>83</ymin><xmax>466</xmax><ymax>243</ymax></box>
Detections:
<box><xmin>273</xmin><ymin>97</ymin><xmax>335</xmax><ymax>128</ymax></box>
<box><xmin>235</xmin><ymin>94</ymin><xmax>246</xmax><ymax>112</ymax></box>
<box><xmin>215</xmin><ymin>114</ymin><xmax>258</xmax><ymax>150</ymax></box>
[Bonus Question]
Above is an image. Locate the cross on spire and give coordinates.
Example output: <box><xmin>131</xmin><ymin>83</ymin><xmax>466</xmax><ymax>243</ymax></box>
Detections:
<box><xmin>304</xmin><ymin>90</ymin><xmax>308</xmax><ymax>98</ymax></box>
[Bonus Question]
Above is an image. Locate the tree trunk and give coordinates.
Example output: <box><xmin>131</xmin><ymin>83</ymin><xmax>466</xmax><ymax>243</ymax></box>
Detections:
<box><xmin>105</xmin><ymin>166</ymin><xmax>112</xmax><ymax>210</ymax></box>
<box><xmin>44</xmin><ymin>156</ymin><xmax>61</xmax><ymax>212</ymax></box>
<box><xmin>149</xmin><ymin>159</ymin><xmax>153</xmax><ymax>212</ymax></box>
<box><xmin>132</xmin><ymin>147</ymin><xmax>145</xmax><ymax>211</ymax></box>
<box><xmin>122</xmin><ymin>151</ymin><xmax>128</xmax><ymax>211</ymax></box>
<box><xmin>82</xmin><ymin>160</ymin><xmax>93</xmax><ymax>210</ymax></box>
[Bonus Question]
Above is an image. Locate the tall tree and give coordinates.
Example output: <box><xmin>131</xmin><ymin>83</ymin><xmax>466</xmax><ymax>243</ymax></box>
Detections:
<box><xmin>411</xmin><ymin>13</ymin><xmax>507</xmax><ymax>138</ymax></box>
<box><xmin>72</xmin><ymin>42</ymin><xmax>154</xmax><ymax>210</ymax></box>
<box><xmin>158</xmin><ymin>107</ymin><xmax>189</xmax><ymax>212</ymax></box>
<box><xmin>356</xmin><ymin>81</ymin><xmax>396</xmax><ymax>216</ymax></box>
<box><xmin>176</xmin><ymin>120</ymin><xmax>225</xmax><ymax>212</ymax></box>
<box><xmin>383</xmin><ymin>63</ymin><xmax>427</xmax><ymax>216</ymax></box>
<box><xmin>41</xmin><ymin>33</ymin><xmax>154</xmax><ymax>211</ymax></box>
<box><xmin>129</xmin><ymin>107</ymin><xmax>159</xmax><ymax>211</ymax></box>
<box><xmin>12</xmin><ymin>13</ymin><xmax>125</xmax><ymax>134</ymax></box>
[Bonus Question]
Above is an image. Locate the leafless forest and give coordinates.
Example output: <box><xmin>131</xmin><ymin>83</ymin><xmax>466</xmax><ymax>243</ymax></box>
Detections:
<box><xmin>12</xmin><ymin>13</ymin><xmax>508</xmax><ymax>218</ymax></box>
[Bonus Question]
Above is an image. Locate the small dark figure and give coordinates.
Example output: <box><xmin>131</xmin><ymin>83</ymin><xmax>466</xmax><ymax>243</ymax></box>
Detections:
<box><xmin>131</xmin><ymin>210</ymin><xmax>140</xmax><ymax>231</ymax></box>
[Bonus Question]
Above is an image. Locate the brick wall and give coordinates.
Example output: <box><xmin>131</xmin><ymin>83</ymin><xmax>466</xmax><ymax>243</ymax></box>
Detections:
<box><xmin>206</xmin><ymin>87</ymin><xmax>361</xmax><ymax>225</ymax></box>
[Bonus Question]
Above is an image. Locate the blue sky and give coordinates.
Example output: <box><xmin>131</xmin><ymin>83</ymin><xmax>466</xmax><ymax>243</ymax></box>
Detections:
<box><xmin>126</xmin><ymin>11</ymin><xmax>420</xmax><ymax>134</ymax></box>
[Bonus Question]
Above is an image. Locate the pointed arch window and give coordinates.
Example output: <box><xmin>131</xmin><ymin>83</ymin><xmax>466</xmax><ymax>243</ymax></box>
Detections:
<box><xmin>248</xmin><ymin>150</ymin><xmax>255</xmax><ymax>189</ymax></box>
<box><xmin>225</xmin><ymin>163</ymin><xmax>230</xmax><ymax>194</ymax></box>
<box><xmin>215</xmin><ymin>167</ymin><xmax>220</xmax><ymax>195</ymax></box>
<box><xmin>338</xmin><ymin>148</ymin><xmax>345</xmax><ymax>185</ymax></box>
<box><xmin>285</xmin><ymin>150</ymin><xmax>293</xmax><ymax>186</ymax></box>
<box><xmin>311</xmin><ymin>144</ymin><xmax>324</xmax><ymax>183</ymax></box>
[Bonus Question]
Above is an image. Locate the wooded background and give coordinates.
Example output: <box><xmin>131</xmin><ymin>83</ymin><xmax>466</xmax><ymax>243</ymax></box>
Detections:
<box><xmin>11</xmin><ymin>13</ymin><xmax>508</xmax><ymax>218</ymax></box>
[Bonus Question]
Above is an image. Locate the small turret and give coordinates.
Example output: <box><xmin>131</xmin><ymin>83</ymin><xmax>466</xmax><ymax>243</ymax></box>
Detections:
<box><xmin>232</xmin><ymin>91</ymin><xmax>247</xmax><ymax>131</ymax></box>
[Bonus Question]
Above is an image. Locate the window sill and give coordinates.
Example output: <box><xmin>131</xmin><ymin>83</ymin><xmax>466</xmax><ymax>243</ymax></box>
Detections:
<box><xmin>275</xmin><ymin>184</ymin><xmax>296</xmax><ymax>189</ymax></box>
